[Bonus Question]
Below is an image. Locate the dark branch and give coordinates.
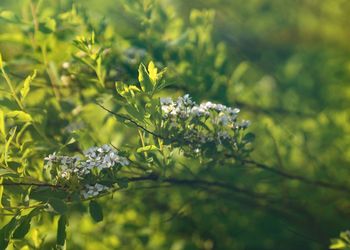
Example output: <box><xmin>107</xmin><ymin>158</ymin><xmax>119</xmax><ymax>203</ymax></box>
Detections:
<box><xmin>0</xmin><ymin>182</ymin><xmax>60</xmax><ymax>188</ymax></box>
<box><xmin>242</xmin><ymin>159</ymin><xmax>350</xmax><ymax>193</ymax></box>
<box><xmin>96</xmin><ymin>102</ymin><xmax>164</xmax><ymax>139</ymax></box>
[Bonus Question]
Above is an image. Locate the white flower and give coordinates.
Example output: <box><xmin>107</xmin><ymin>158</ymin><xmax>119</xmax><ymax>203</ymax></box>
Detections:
<box><xmin>62</xmin><ymin>62</ymin><xmax>70</xmax><ymax>69</ymax></box>
<box><xmin>44</xmin><ymin>144</ymin><xmax>129</xmax><ymax>180</ymax></box>
<box><xmin>160</xmin><ymin>97</ymin><xmax>173</xmax><ymax>105</ymax></box>
<box><xmin>160</xmin><ymin>94</ymin><xmax>251</xmax><ymax>152</ymax></box>
<box><xmin>81</xmin><ymin>183</ymin><xmax>109</xmax><ymax>199</ymax></box>
<box><xmin>44</xmin><ymin>152</ymin><xmax>57</xmax><ymax>167</ymax></box>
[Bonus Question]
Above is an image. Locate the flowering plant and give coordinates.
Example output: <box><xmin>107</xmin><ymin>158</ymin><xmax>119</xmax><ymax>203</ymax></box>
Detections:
<box><xmin>0</xmin><ymin>1</ymin><xmax>348</xmax><ymax>249</ymax></box>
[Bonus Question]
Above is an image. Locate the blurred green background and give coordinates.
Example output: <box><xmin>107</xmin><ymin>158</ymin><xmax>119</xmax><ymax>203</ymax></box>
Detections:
<box><xmin>1</xmin><ymin>0</ymin><xmax>350</xmax><ymax>249</ymax></box>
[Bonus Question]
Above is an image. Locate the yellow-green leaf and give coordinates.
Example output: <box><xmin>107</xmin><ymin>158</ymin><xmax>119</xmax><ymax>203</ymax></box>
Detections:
<box><xmin>137</xmin><ymin>145</ymin><xmax>159</xmax><ymax>153</ymax></box>
<box><xmin>330</xmin><ymin>239</ymin><xmax>346</xmax><ymax>249</ymax></box>
<box><xmin>20</xmin><ymin>70</ymin><xmax>37</xmax><ymax>101</ymax></box>
<box><xmin>0</xmin><ymin>110</ymin><xmax>5</xmax><ymax>137</ymax></box>
<box><xmin>4</xmin><ymin>126</ymin><xmax>16</xmax><ymax>167</ymax></box>
<box><xmin>138</xmin><ymin>63</ymin><xmax>153</xmax><ymax>93</ymax></box>
<box><xmin>0</xmin><ymin>177</ymin><xmax>3</xmax><ymax>208</ymax></box>
<box><xmin>0</xmin><ymin>10</ymin><xmax>20</xmax><ymax>23</ymax></box>
<box><xmin>148</xmin><ymin>61</ymin><xmax>158</xmax><ymax>82</ymax></box>
<box><xmin>6</xmin><ymin>111</ymin><xmax>32</xmax><ymax>123</ymax></box>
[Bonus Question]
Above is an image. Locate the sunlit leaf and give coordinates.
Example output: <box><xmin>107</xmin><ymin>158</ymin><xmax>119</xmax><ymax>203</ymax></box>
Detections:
<box><xmin>20</xmin><ymin>70</ymin><xmax>37</xmax><ymax>101</ymax></box>
<box><xmin>137</xmin><ymin>145</ymin><xmax>159</xmax><ymax>153</ymax></box>
<box><xmin>138</xmin><ymin>63</ymin><xmax>153</xmax><ymax>93</ymax></box>
<box><xmin>6</xmin><ymin>111</ymin><xmax>32</xmax><ymax>123</ymax></box>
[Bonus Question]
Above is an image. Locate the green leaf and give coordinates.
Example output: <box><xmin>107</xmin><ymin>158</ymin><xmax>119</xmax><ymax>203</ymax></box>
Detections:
<box><xmin>13</xmin><ymin>207</ymin><xmax>41</xmax><ymax>239</ymax></box>
<box><xmin>125</xmin><ymin>105</ymin><xmax>144</xmax><ymax>122</ymax></box>
<box><xmin>0</xmin><ymin>10</ymin><xmax>20</xmax><ymax>23</ymax></box>
<box><xmin>39</xmin><ymin>18</ymin><xmax>56</xmax><ymax>34</ymax></box>
<box><xmin>56</xmin><ymin>215</ymin><xmax>67</xmax><ymax>247</ymax></box>
<box><xmin>4</xmin><ymin>126</ymin><xmax>17</xmax><ymax>167</ymax></box>
<box><xmin>89</xmin><ymin>200</ymin><xmax>103</xmax><ymax>223</ymax></box>
<box><xmin>49</xmin><ymin>198</ymin><xmax>68</xmax><ymax>214</ymax></box>
<box><xmin>0</xmin><ymin>109</ymin><xmax>5</xmax><ymax>137</ymax></box>
<box><xmin>0</xmin><ymin>178</ymin><xmax>3</xmax><ymax>208</ymax></box>
<box><xmin>147</xmin><ymin>61</ymin><xmax>158</xmax><ymax>82</ymax></box>
<box><xmin>0</xmin><ymin>53</ymin><xmax>3</xmax><ymax>68</ymax></box>
<box><xmin>6</xmin><ymin>111</ymin><xmax>32</xmax><ymax>123</ymax></box>
<box><xmin>0</xmin><ymin>168</ymin><xmax>17</xmax><ymax>177</ymax></box>
<box><xmin>0</xmin><ymin>215</ymin><xmax>20</xmax><ymax>249</ymax></box>
<box><xmin>20</xmin><ymin>70</ymin><xmax>37</xmax><ymax>101</ymax></box>
<box><xmin>137</xmin><ymin>145</ymin><xmax>159</xmax><ymax>153</ymax></box>
<box><xmin>138</xmin><ymin>63</ymin><xmax>153</xmax><ymax>93</ymax></box>
<box><xmin>330</xmin><ymin>239</ymin><xmax>347</xmax><ymax>249</ymax></box>
<box><xmin>12</xmin><ymin>218</ymin><xmax>31</xmax><ymax>240</ymax></box>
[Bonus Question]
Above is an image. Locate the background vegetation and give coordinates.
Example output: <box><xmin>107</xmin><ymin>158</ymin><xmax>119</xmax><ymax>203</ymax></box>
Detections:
<box><xmin>0</xmin><ymin>0</ymin><xmax>349</xmax><ymax>249</ymax></box>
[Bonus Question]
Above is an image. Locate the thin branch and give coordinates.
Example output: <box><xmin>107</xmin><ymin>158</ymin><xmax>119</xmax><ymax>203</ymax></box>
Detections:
<box><xmin>0</xmin><ymin>182</ymin><xmax>60</xmax><ymax>188</ymax></box>
<box><xmin>96</xmin><ymin>102</ymin><xmax>164</xmax><ymax>139</ymax></box>
<box><xmin>126</xmin><ymin>175</ymin><xmax>278</xmax><ymax>201</ymax></box>
<box><xmin>242</xmin><ymin>159</ymin><xmax>350</xmax><ymax>193</ymax></box>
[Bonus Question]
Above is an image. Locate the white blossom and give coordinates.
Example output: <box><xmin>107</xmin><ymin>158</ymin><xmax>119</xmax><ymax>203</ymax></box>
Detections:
<box><xmin>81</xmin><ymin>183</ymin><xmax>109</xmax><ymax>199</ymax></box>
<box><xmin>62</xmin><ymin>62</ymin><xmax>70</xmax><ymax>69</ymax></box>
<box><xmin>44</xmin><ymin>144</ymin><xmax>129</xmax><ymax>180</ymax></box>
<box><xmin>160</xmin><ymin>95</ymin><xmax>251</xmax><ymax>152</ymax></box>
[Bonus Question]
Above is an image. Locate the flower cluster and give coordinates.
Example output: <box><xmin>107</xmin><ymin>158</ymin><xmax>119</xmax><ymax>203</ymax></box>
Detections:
<box><xmin>160</xmin><ymin>94</ymin><xmax>251</xmax><ymax>153</ymax></box>
<box><xmin>81</xmin><ymin>183</ymin><xmax>109</xmax><ymax>199</ymax></box>
<box><xmin>44</xmin><ymin>144</ymin><xmax>129</xmax><ymax>198</ymax></box>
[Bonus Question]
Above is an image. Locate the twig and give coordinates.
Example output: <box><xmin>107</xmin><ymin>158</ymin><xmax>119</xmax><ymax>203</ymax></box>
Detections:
<box><xmin>96</xmin><ymin>102</ymin><xmax>164</xmax><ymax>139</ymax></box>
<box><xmin>242</xmin><ymin>159</ymin><xmax>350</xmax><ymax>193</ymax></box>
<box><xmin>0</xmin><ymin>182</ymin><xmax>60</xmax><ymax>188</ymax></box>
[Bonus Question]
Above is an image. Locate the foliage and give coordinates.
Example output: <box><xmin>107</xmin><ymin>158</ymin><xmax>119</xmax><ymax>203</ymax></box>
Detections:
<box><xmin>330</xmin><ymin>231</ymin><xmax>350</xmax><ymax>250</ymax></box>
<box><xmin>0</xmin><ymin>0</ymin><xmax>349</xmax><ymax>249</ymax></box>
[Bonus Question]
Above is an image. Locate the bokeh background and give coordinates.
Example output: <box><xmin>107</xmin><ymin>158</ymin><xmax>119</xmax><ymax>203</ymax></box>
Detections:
<box><xmin>1</xmin><ymin>0</ymin><xmax>350</xmax><ymax>249</ymax></box>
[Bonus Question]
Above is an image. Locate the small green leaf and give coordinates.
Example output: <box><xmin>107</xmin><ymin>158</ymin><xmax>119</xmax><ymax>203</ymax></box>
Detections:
<box><xmin>148</xmin><ymin>61</ymin><xmax>158</xmax><ymax>82</ymax></box>
<box><xmin>137</xmin><ymin>145</ymin><xmax>159</xmax><ymax>153</ymax></box>
<box><xmin>0</xmin><ymin>53</ymin><xmax>3</xmax><ymax>68</ymax></box>
<box><xmin>20</xmin><ymin>70</ymin><xmax>37</xmax><ymax>101</ymax></box>
<box><xmin>0</xmin><ymin>109</ymin><xmax>5</xmax><ymax>137</ymax></box>
<box><xmin>0</xmin><ymin>178</ymin><xmax>3</xmax><ymax>208</ymax></box>
<box><xmin>125</xmin><ymin>105</ymin><xmax>144</xmax><ymax>122</ymax></box>
<box><xmin>0</xmin><ymin>10</ymin><xmax>20</xmax><ymax>23</ymax></box>
<box><xmin>56</xmin><ymin>215</ymin><xmax>67</xmax><ymax>247</ymax></box>
<box><xmin>89</xmin><ymin>200</ymin><xmax>103</xmax><ymax>223</ymax></box>
<box><xmin>12</xmin><ymin>218</ymin><xmax>31</xmax><ymax>239</ymax></box>
<box><xmin>39</xmin><ymin>18</ymin><xmax>56</xmax><ymax>34</ymax></box>
<box><xmin>12</xmin><ymin>207</ymin><xmax>40</xmax><ymax>239</ymax></box>
<box><xmin>49</xmin><ymin>198</ymin><xmax>68</xmax><ymax>214</ymax></box>
<box><xmin>330</xmin><ymin>239</ymin><xmax>347</xmax><ymax>249</ymax></box>
<box><xmin>6</xmin><ymin>111</ymin><xmax>32</xmax><ymax>123</ymax></box>
<box><xmin>0</xmin><ymin>215</ymin><xmax>20</xmax><ymax>249</ymax></box>
<box><xmin>138</xmin><ymin>63</ymin><xmax>153</xmax><ymax>93</ymax></box>
<box><xmin>0</xmin><ymin>168</ymin><xmax>17</xmax><ymax>177</ymax></box>
<box><xmin>4</xmin><ymin>126</ymin><xmax>17</xmax><ymax>166</ymax></box>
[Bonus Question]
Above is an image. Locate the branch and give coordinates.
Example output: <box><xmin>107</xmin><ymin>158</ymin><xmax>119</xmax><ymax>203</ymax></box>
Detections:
<box><xmin>96</xmin><ymin>102</ymin><xmax>164</xmax><ymax>139</ymax></box>
<box><xmin>126</xmin><ymin>175</ymin><xmax>279</xmax><ymax>202</ymax></box>
<box><xmin>0</xmin><ymin>182</ymin><xmax>60</xmax><ymax>188</ymax></box>
<box><xmin>242</xmin><ymin>159</ymin><xmax>350</xmax><ymax>193</ymax></box>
